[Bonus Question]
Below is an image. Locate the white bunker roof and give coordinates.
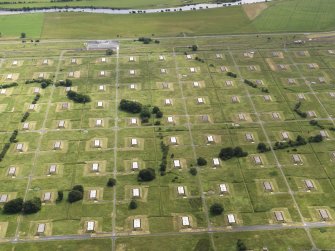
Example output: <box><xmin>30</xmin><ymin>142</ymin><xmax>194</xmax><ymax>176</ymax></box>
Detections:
<box><xmin>182</xmin><ymin>216</ymin><xmax>190</xmax><ymax>226</ymax></box>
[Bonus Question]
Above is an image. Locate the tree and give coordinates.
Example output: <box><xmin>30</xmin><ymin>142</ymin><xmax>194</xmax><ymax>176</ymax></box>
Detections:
<box><xmin>65</xmin><ymin>79</ymin><xmax>72</xmax><ymax>87</ymax></box>
<box><xmin>210</xmin><ymin>203</ymin><xmax>224</xmax><ymax>215</ymax></box>
<box><xmin>296</xmin><ymin>135</ymin><xmax>307</xmax><ymax>145</ymax></box>
<box><xmin>257</xmin><ymin>142</ymin><xmax>269</xmax><ymax>153</ymax></box>
<box><xmin>192</xmin><ymin>45</ymin><xmax>198</xmax><ymax>51</ymax></box>
<box><xmin>140</xmin><ymin>107</ymin><xmax>151</xmax><ymax>122</ymax></box>
<box><xmin>20</xmin><ymin>32</ymin><xmax>26</xmax><ymax>39</ymax></box>
<box><xmin>138</xmin><ymin>168</ymin><xmax>156</xmax><ymax>181</ymax></box>
<box><xmin>152</xmin><ymin>106</ymin><xmax>160</xmax><ymax>114</ymax></box>
<box><xmin>119</xmin><ymin>99</ymin><xmax>142</xmax><ymax>113</ymax></box>
<box><xmin>67</xmin><ymin>90</ymin><xmax>91</xmax><ymax>103</ymax></box>
<box><xmin>22</xmin><ymin>197</ymin><xmax>41</xmax><ymax>214</ymax></box>
<box><xmin>189</xmin><ymin>167</ymin><xmax>197</xmax><ymax>176</ymax></box>
<box><xmin>156</xmin><ymin>111</ymin><xmax>163</xmax><ymax>118</ymax></box>
<box><xmin>107</xmin><ymin>178</ymin><xmax>116</xmax><ymax>187</ymax></box>
<box><xmin>308</xmin><ymin>134</ymin><xmax>323</xmax><ymax>143</ymax></box>
<box><xmin>197</xmin><ymin>157</ymin><xmax>207</xmax><ymax>166</ymax></box>
<box><xmin>219</xmin><ymin>147</ymin><xmax>235</xmax><ymax>160</ymax></box>
<box><xmin>129</xmin><ymin>199</ymin><xmax>138</xmax><ymax>209</ymax></box>
<box><xmin>68</xmin><ymin>190</ymin><xmax>83</xmax><ymax>203</ymax></box>
<box><xmin>233</xmin><ymin>147</ymin><xmax>248</xmax><ymax>157</ymax></box>
<box><xmin>106</xmin><ymin>49</ymin><xmax>114</xmax><ymax>55</ymax></box>
<box><xmin>219</xmin><ymin>147</ymin><xmax>248</xmax><ymax>160</ymax></box>
<box><xmin>72</xmin><ymin>185</ymin><xmax>84</xmax><ymax>194</ymax></box>
<box><xmin>236</xmin><ymin>239</ymin><xmax>247</xmax><ymax>251</ymax></box>
<box><xmin>3</xmin><ymin>198</ymin><xmax>23</xmax><ymax>214</ymax></box>
<box><xmin>56</xmin><ymin>190</ymin><xmax>63</xmax><ymax>202</ymax></box>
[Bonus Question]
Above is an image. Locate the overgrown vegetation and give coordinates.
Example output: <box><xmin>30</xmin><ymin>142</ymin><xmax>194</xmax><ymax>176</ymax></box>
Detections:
<box><xmin>159</xmin><ymin>140</ymin><xmax>169</xmax><ymax>176</ymax></box>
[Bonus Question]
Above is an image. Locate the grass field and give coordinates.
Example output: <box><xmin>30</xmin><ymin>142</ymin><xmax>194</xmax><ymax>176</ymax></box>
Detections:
<box><xmin>0</xmin><ymin>14</ymin><xmax>44</xmax><ymax>38</ymax></box>
<box><xmin>0</xmin><ymin>32</ymin><xmax>335</xmax><ymax>250</ymax></box>
<box><xmin>0</xmin><ymin>0</ymin><xmax>335</xmax><ymax>39</ymax></box>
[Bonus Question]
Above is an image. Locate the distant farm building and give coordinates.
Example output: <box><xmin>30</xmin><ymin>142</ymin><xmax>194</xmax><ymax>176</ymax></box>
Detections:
<box><xmin>85</xmin><ymin>40</ymin><xmax>119</xmax><ymax>50</ymax></box>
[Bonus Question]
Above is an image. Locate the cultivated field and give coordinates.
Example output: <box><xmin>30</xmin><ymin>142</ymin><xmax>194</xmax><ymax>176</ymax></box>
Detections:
<box><xmin>0</xmin><ymin>33</ymin><xmax>334</xmax><ymax>250</ymax></box>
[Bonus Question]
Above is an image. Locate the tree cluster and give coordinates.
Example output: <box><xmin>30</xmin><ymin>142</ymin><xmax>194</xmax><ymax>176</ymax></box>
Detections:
<box><xmin>308</xmin><ymin>134</ymin><xmax>323</xmax><ymax>143</ymax></box>
<box><xmin>273</xmin><ymin>135</ymin><xmax>306</xmax><ymax>150</ymax></box>
<box><xmin>191</xmin><ymin>45</ymin><xmax>198</xmax><ymax>51</ymax></box>
<box><xmin>129</xmin><ymin>200</ymin><xmax>138</xmax><ymax>209</ymax></box>
<box><xmin>56</xmin><ymin>190</ymin><xmax>63</xmax><ymax>202</ymax></box>
<box><xmin>68</xmin><ymin>185</ymin><xmax>84</xmax><ymax>203</ymax></box>
<box><xmin>210</xmin><ymin>203</ymin><xmax>224</xmax><ymax>215</ymax></box>
<box><xmin>66</xmin><ymin>90</ymin><xmax>91</xmax><ymax>103</ymax></box>
<box><xmin>227</xmin><ymin>72</ymin><xmax>237</xmax><ymax>78</ymax></box>
<box><xmin>189</xmin><ymin>167</ymin><xmax>197</xmax><ymax>176</ymax></box>
<box><xmin>293</xmin><ymin>101</ymin><xmax>307</xmax><ymax>118</ymax></box>
<box><xmin>3</xmin><ymin>197</ymin><xmax>41</xmax><ymax>214</ymax></box>
<box><xmin>195</xmin><ymin>56</ymin><xmax>205</xmax><ymax>63</ymax></box>
<box><xmin>152</xmin><ymin>106</ymin><xmax>163</xmax><ymax>119</ymax></box>
<box><xmin>0</xmin><ymin>129</ymin><xmax>19</xmax><ymax>162</ymax></box>
<box><xmin>107</xmin><ymin>178</ymin><xmax>116</xmax><ymax>187</ymax></box>
<box><xmin>138</xmin><ymin>168</ymin><xmax>156</xmax><ymax>182</ymax></box>
<box><xmin>56</xmin><ymin>79</ymin><xmax>72</xmax><ymax>87</ymax></box>
<box><xmin>197</xmin><ymin>157</ymin><xmax>207</xmax><ymax>166</ymax></box>
<box><xmin>159</xmin><ymin>141</ymin><xmax>169</xmax><ymax>175</ymax></box>
<box><xmin>0</xmin><ymin>82</ymin><xmax>18</xmax><ymax>89</ymax></box>
<box><xmin>138</xmin><ymin>37</ymin><xmax>152</xmax><ymax>44</ymax></box>
<box><xmin>309</xmin><ymin>119</ymin><xmax>324</xmax><ymax>129</ymax></box>
<box><xmin>25</xmin><ymin>79</ymin><xmax>53</xmax><ymax>89</ymax></box>
<box><xmin>236</xmin><ymin>239</ymin><xmax>247</xmax><ymax>251</ymax></box>
<box><xmin>21</xmin><ymin>112</ymin><xmax>29</xmax><ymax>122</ymax></box>
<box><xmin>244</xmin><ymin>79</ymin><xmax>257</xmax><ymax>88</ymax></box>
<box><xmin>9</xmin><ymin>129</ymin><xmax>18</xmax><ymax>143</ymax></box>
<box><xmin>140</xmin><ymin>106</ymin><xmax>151</xmax><ymax>123</ymax></box>
<box><xmin>106</xmin><ymin>49</ymin><xmax>114</xmax><ymax>55</ymax></box>
<box><xmin>23</xmin><ymin>197</ymin><xmax>42</xmax><ymax>214</ymax></box>
<box><xmin>119</xmin><ymin>99</ymin><xmax>142</xmax><ymax>113</ymax></box>
<box><xmin>256</xmin><ymin>142</ymin><xmax>270</xmax><ymax>153</ymax></box>
<box><xmin>219</xmin><ymin>147</ymin><xmax>248</xmax><ymax>160</ymax></box>
<box><xmin>32</xmin><ymin>93</ymin><xmax>40</xmax><ymax>104</ymax></box>
<box><xmin>0</xmin><ymin>143</ymin><xmax>10</xmax><ymax>162</ymax></box>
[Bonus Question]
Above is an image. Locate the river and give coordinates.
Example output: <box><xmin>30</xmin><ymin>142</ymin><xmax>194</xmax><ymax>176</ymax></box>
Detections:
<box><xmin>0</xmin><ymin>0</ymin><xmax>269</xmax><ymax>15</ymax></box>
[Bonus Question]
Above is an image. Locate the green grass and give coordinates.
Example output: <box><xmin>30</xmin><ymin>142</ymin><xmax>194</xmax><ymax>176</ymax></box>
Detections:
<box><xmin>0</xmin><ymin>13</ymin><xmax>44</xmax><ymax>38</ymax></box>
<box><xmin>1</xmin><ymin>32</ymin><xmax>335</xmax><ymax>250</ymax></box>
<box><xmin>0</xmin><ymin>0</ymin><xmax>334</xmax><ymax>39</ymax></box>
<box><xmin>252</xmin><ymin>0</ymin><xmax>335</xmax><ymax>32</ymax></box>
<box><xmin>41</xmin><ymin>6</ymin><xmax>252</xmax><ymax>39</ymax></box>
<box><xmin>7</xmin><ymin>238</ymin><xmax>112</xmax><ymax>251</ymax></box>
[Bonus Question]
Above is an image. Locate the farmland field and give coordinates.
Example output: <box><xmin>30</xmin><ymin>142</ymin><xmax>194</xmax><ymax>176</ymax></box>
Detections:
<box><xmin>0</xmin><ymin>32</ymin><xmax>335</xmax><ymax>250</ymax></box>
